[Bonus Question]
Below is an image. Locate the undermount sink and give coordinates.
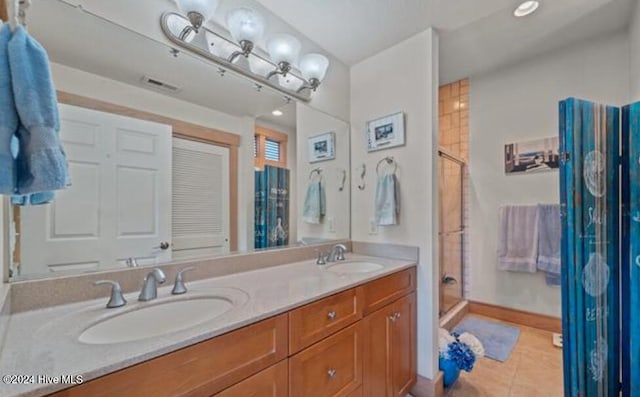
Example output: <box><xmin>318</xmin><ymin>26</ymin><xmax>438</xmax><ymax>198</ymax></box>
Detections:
<box><xmin>78</xmin><ymin>296</ymin><xmax>235</xmax><ymax>345</ymax></box>
<box><xmin>326</xmin><ymin>261</ymin><xmax>384</xmax><ymax>274</ymax></box>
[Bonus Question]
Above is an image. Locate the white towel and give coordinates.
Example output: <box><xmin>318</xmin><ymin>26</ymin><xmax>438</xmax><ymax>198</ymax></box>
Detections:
<box><xmin>302</xmin><ymin>180</ymin><xmax>325</xmax><ymax>224</ymax></box>
<box><xmin>497</xmin><ymin>205</ymin><xmax>539</xmax><ymax>273</ymax></box>
<box><xmin>537</xmin><ymin>204</ymin><xmax>561</xmax><ymax>275</ymax></box>
<box><xmin>375</xmin><ymin>174</ymin><xmax>399</xmax><ymax>226</ymax></box>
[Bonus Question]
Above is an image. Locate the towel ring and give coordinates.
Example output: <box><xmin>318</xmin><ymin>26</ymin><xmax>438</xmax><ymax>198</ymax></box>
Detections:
<box><xmin>309</xmin><ymin>168</ymin><xmax>322</xmax><ymax>180</ymax></box>
<box><xmin>376</xmin><ymin>157</ymin><xmax>397</xmax><ymax>176</ymax></box>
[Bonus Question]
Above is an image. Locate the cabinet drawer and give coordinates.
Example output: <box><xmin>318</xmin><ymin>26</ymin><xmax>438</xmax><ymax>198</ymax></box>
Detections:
<box><xmin>289</xmin><ymin>322</ymin><xmax>363</xmax><ymax>397</ymax></box>
<box><xmin>215</xmin><ymin>360</ymin><xmax>288</xmax><ymax>397</ymax></box>
<box><xmin>289</xmin><ymin>288</ymin><xmax>363</xmax><ymax>354</ymax></box>
<box><xmin>51</xmin><ymin>314</ymin><xmax>288</xmax><ymax>397</ymax></box>
<box><xmin>359</xmin><ymin>267</ymin><xmax>416</xmax><ymax>315</ymax></box>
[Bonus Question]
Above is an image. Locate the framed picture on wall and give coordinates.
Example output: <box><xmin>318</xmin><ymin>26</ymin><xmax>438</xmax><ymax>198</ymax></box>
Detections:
<box><xmin>308</xmin><ymin>132</ymin><xmax>336</xmax><ymax>163</ymax></box>
<box><xmin>504</xmin><ymin>136</ymin><xmax>560</xmax><ymax>174</ymax></box>
<box><xmin>366</xmin><ymin>112</ymin><xmax>405</xmax><ymax>152</ymax></box>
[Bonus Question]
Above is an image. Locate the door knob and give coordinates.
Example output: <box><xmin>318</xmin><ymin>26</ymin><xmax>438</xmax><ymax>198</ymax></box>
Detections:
<box><xmin>154</xmin><ymin>241</ymin><xmax>170</xmax><ymax>250</ymax></box>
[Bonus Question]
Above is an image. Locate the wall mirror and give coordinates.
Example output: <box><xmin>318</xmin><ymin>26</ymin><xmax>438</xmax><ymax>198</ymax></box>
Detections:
<box><xmin>4</xmin><ymin>0</ymin><xmax>351</xmax><ymax>280</ymax></box>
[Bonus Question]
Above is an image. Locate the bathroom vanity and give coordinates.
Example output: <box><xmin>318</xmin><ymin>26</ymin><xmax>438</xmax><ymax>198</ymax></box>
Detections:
<box><xmin>0</xmin><ymin>254</ymin><xmax>417</xmax><ymax>397</ymax></box>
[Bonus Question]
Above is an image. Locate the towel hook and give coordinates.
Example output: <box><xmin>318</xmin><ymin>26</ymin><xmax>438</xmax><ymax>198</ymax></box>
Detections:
<box><xmin>376</xmin><ymin>156</ymin><xmax>397</xmax><ymax>176</ymax></box>
<box><xmin>357</xmin><ymin>164</ymin><xmax>366</xmax><ymax>190</ymax></box>
<box><xmin>337</xmin><ymin>169</ymin><xmax>346</xmax><ymax>192</ymax></box>
<box><xmin>309</xmin><ymin>167</ymin><xmax>322</xmax><ymax>180</ymax></box>
<box><xmin>7</xmin><ymin>0</ymin><xmax>30</xmax><ymax>32</ymax></box>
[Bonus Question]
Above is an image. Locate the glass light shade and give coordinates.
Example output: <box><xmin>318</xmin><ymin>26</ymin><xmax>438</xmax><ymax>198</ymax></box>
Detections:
<box><xmin>226</xmin><ymin>8</ymin><xmax>265</xmax><ymax>44</ymax></box>
<box><xmin>267</xmin><ymin>33</ymin><xmax>301</xmax><ymax>66</ymax></box>
<box><xmin>176</xmin><ymin>0</ymin><xmax>219</xmax><ymax>23</ymax></box>
<box><xmin>299</xmin><ymin>53</ymin><xmax>329</xmax><ymax>82</ymax></box>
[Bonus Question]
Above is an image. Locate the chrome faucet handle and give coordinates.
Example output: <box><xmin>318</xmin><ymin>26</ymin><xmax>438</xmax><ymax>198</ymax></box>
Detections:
<box><xmin>94</xmin><ymin>280</ymin><xmax>127</xmax><ymax>309</ymax></box>
<box><xmin>172</xmin><ymin>267</ymin><xmax>195</xmax><ymax>295</ymax></box>
<box><xmin>315</xmin><ymin>249</ymin><xmax>327</xmax><ymax>265</ymax></box>
<box><xmin>125</xmin><ymin>257</ymin><xmax>139</xmax><ymax>268</ymax></box>
<box><xmin>138</xmin><ymin>268</ymin><xmax>167</xmax><ymax>302</ymax></box>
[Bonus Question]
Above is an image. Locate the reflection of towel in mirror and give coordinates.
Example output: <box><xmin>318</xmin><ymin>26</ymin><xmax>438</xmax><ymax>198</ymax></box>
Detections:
<box><xmin>8</xmin><ymin>26</ymin><xmax>69</xmax><ymax>199</ymax></box>
<box><xmin>497</xmin><ymin>205</ymin><xmax>539</xmax><ymax>273</ymax></box>
<box><xmin>303</xmin><ymin>180</ymin><xmax>326</xmax><ymax>224</ymax></box>
<box><xmin>375</xmin><ymin>174</ymin><xmax>399</xmax><ymax>226</ymax></box>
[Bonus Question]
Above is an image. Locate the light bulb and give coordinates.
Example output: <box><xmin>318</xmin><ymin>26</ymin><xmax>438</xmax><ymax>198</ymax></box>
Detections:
<box><xmin>299</xmin><ymin>53</ymin><xmax>329</xmax><ymax>82</ymax></box>
<box><xmin>267</xmin><ymin>33</ymin><xmax>301</xmax><ymax>67</ymax></box>
<box><xmin>226</xmin><ymin>7</ymin><xmax>265</xmax><ymax>45</ymax></box>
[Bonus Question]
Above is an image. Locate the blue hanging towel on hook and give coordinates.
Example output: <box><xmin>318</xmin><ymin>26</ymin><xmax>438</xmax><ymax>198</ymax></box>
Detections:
<box><xmin>0</xmin><ymin>24</ymin><xmax>19</xmax><ymax>195</ymax></box>
<box><xmin>8</xmin><ymin>25</ymin><xmax>69</xmax><ymax>203</ymax></box>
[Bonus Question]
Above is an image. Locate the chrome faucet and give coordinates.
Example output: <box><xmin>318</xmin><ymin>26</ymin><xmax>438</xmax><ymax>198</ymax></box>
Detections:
<box><xmin>326</xmin><ymin>244</ymin><xmax>347</xmax><ymax>263</ymax></box>
<box><xmin>138</xmin><ymin>268</ymin><xmax>166</xmax><ymax>302</ymax></box>
<box><xmin>94</xmin><ymin>280</ymin><xmax>127</xmax><ymax>309</ymax></box>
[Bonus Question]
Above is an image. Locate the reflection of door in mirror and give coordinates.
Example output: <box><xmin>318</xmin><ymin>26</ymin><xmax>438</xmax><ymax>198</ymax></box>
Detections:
<box><xmin>19</xmin><ymin>104</ymin><xmax>172</xmax><ymax>274</ymax></box>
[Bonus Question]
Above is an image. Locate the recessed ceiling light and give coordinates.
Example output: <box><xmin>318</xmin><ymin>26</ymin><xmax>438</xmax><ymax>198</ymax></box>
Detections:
<box><xmin>272</xmin><ymin>110</ymin><xmax>283</xmax><ymax>116</ymax></box>
<box><xmin>514</xmin><ymin>1</ymin><xmax>540</xmax><ymax>17</ymax></box>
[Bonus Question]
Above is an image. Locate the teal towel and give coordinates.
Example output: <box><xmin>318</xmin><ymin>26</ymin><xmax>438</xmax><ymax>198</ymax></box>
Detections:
<box><xmin>8</xmin><ymin>26</ymin><xmax>69</xmax><ymax>197</ymax></box>
<box><xmin>374</xmin><ymin>174</ymin><xmax>399</xmax><ymax>225</ymax></box>
<box><xmin>0</xmin><ymin>24</ymin><xmax>18</xmax><ymax>194</ymax></box>
<box><xmin>303</xmin><ymin>180</ymin><xmax>326</xmax><ymax>224</ymax></box>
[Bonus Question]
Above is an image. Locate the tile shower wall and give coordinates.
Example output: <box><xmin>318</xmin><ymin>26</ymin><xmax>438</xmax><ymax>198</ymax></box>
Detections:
<box><xmin>439</xmin><ymin>80</ymin><xmax>471</xmax><ymax>298</ymax></box>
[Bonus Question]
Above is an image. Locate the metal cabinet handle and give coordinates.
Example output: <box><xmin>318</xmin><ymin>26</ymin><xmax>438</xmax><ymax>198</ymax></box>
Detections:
<box><xmin>327</xmin><ymin>310</ymin><xmax>337</xmax><ymax>320</ymax></box>
<box><xmin>389</xmin><ymin>312</ymin><xmax>401</xmax><ymax>322</ymax></box>
<box><xmin>327</xmin><ymin>369</ymin><xmax>337</xmax><ymax>378</ymax></box>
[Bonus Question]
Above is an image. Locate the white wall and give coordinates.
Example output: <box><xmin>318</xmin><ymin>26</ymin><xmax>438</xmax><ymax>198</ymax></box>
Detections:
<box><xmin>51</xmin><ymin>63</ymin><xmax>257</xmax><ymax>251</ymax></box>
<box><xmin>468</xmin><ymin>32</ymin><xmax>630</xmax><ymax>317</ymax></box>
<box><xmin>631</xmin><ymin>0</ymin><xmax>640</xmax><ymax>101</ymax></box>
<box><xmin>350</xmin><ymin>29</ymin><xmax>439</xmax><ymax>379</ymax></box>
<box><xmin>296</xmin><ymin>103</ymin><xmax>351</xmax><ymax>241</ymax></box>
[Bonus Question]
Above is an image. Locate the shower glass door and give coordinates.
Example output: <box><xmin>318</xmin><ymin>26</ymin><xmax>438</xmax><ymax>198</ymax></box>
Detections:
<box><xmin>439</xmin><ymin>150</ymin><xmax>465</xmax><ymax>316</ymax></box>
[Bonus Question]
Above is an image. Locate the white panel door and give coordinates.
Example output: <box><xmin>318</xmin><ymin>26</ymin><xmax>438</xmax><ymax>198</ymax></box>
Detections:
<box><xmin>20</xmin><ymin>104</ymin><xmax>171</xmax><ymax>274</ymax></box>
<box><xmin>172</xmin><ymin>138</ymin><xmax>229</xmax><ymax>258</ymax></box>
<box><xmin>110</xmin><ymin>118</ymin><xmax>172</xmax><ymax>266</ymax></box>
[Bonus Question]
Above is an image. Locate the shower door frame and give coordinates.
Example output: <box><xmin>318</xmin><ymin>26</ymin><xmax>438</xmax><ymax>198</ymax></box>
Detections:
<box><xmin>438</xmin><ymin>148</ymin><xmax>466</xmax><ymax>316</ymax></box>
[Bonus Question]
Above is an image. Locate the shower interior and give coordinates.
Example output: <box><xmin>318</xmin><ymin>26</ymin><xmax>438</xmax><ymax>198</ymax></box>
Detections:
<box><xmin>439</xmin><ymin>149</ymin><xmax>466</xmax><ymax>317</ymax></box>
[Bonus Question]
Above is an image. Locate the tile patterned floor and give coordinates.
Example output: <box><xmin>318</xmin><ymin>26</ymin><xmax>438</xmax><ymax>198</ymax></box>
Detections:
<box><xmin>446</xmin><ymin>314</ymin><xmax>564</xmax><ymax>397</ymax></box>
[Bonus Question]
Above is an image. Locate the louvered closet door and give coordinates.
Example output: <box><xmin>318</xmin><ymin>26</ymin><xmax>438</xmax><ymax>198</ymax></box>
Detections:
<box><xmin>172</xmin><ymin>138</ymin><xmax>230</xmax><ymax>259</ymax></box>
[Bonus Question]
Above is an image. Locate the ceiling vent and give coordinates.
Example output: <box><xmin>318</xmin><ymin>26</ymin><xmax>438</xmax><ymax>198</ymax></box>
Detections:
<box><xmin>140</xmin><ymin>75</ymin><xmax>182</xmax><ymax>93</ymax></box>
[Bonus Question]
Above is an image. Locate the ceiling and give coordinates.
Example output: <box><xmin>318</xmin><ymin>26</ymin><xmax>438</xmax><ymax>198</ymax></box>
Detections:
<box><xmin>256</xmin><ymin>0</ymin><xmax>636</xmax><ymax>80</ymax></box>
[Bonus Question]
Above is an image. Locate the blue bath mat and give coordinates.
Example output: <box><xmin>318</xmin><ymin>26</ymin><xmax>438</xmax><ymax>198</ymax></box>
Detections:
<box><xmin>453</xmin><ymin>317</ymin><xmax>520</xmax><ymax>362</ymax></box>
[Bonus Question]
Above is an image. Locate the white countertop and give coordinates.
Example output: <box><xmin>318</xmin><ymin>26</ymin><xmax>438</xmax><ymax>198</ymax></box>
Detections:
<box><xmin>0</xmin><ymin>255</ymin><xmax>415</xmax><ymax>397</ymax></box>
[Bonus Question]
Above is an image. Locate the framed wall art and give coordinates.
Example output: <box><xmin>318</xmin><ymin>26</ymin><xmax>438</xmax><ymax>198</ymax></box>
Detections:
<box><xmin>366</xmin><ymin>112</ymin><xmax>405</xmax><ymax>152</ymax></box>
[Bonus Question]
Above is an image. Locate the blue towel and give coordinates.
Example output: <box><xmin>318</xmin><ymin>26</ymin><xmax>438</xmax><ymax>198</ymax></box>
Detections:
<box><xmin>8</xmin><ymin>26</ymin><xmax>69</xmax><ymax>197</ymax></box>
<box><xmin>374</xmin><ymin>174</ymin><xmax>399</xmax><ymax>225</ymax></box>
<box><xmin>302</xmin><ymin>180</ymin><xmax>326</xmax><ymax>224</ymax></box>
<box><xmin>0</xmin><ymin>24</ymin><xmax>18</xmax><ymax>194</ymax></box>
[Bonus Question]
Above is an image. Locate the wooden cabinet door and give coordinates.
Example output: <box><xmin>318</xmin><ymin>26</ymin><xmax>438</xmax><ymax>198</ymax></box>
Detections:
<box><xmin>363</xmin><ymin>292</ymin><xmax>417</xmax><ymax>397</ymax></box>
<box><xmin>390</xmin><ymin>292</ymin><xmax>417</xmax><ymax>397</ymax></box>
<box><xmin>289</xmin><ymin>322</ymin><xmax>363</xmax><ymax>397</ymax></box>
<box><xmin>362</xmin><ymin>303</ymin><xmax>394</xmax><ymax>397</ymax></box>
<box><xmin>216</xmin><ymin>360</ymin><xmax>288</xmax><ymax>397</ymax></box>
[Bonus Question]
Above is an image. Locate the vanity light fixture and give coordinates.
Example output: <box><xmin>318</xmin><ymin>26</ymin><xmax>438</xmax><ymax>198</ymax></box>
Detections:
<box><xmin>226</xmin><ymin>7</ymin><xmax>266</xmax><ymax>63</ymax></box>
<box><xmin>175</xmin><ymin>0</ymin><xmax>219</xmax><ymax>39</ymax></box>
<box><xmin>162</xmin><ymin>4</ymin><xmax>331</xmax><ymax>101</ymax></box>
<box><xmin>266</xmin><ymin>33</ymin><xmax>301</xmax><ymax>79</ymax></box>
<box><xmin>298</xmin><ymin>53</ymin><xmax>329</xmax><ymax>92</ymax></box>
<box><xmin>272</xmin><ymin>109</ymin><xmax>283</xmax><ymax>116</ymax></box>
<box><xmin>514</xmin><ymin>1</ymin><xmax>540</xmax><ymax>17</ymax></box>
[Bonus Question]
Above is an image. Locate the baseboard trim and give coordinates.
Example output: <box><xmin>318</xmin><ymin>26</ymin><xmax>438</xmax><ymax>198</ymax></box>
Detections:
<box><xmin>439</xmin><ymin>300</ymin><xmax>469</xmax><ymax>331</ymax></box>
<box><xmin>468</xmin><ymin>300</ymin><xmax>562</xmax><ymax>334</ymax></box>
<box><xmin>411</xmin><ymin>373</ymin><xmax>444</xmax><ymax>397</ymax></box>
